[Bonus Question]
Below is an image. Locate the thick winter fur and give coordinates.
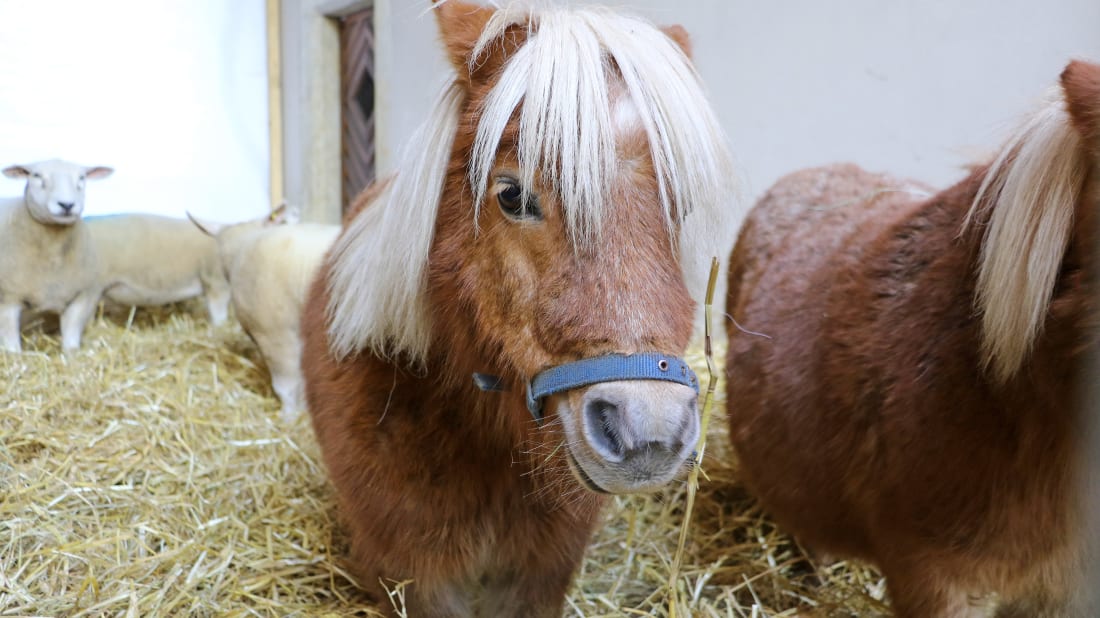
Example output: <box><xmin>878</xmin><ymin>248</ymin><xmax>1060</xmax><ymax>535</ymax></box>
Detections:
<box><xmin>190</xmin><ymin>210</ymin><xmax>338</xmax><ymax>422</ymax></box>
<box><xmin>0</xmin><ymin>159</ymin><xmax>112</xmax><ymax>353</ymax></box>
<box><xmin>725</xmin><ymin>60</ymin><xmax>1100</xmax><ymax>617</ymax></box>
<box><xmin>87</xmin><ymin>214</ymin><xmax>230</xmax><ymax>325</ymax></box>
<box><xmin>302</xmin><ymin>1</ymin><xmax>739</xmax><ymax>615</ymax></box>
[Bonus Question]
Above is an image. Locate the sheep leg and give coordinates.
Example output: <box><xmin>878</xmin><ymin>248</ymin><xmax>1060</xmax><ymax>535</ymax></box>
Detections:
<box><xmin>270</xmin><ymin>363</ymin><xmax>304</xmax><ymax>422</ymax></box>
<box><xmin>0</xmin><ymin>303</ymin><xmax>22</xmax><ymax>353</ymax></box>
<box><xmin>203</xmin><ymin>280</ymin><xmax>231</xmax><ymax>326</ymax></box>
<box><xmin>60</xmin><ymin>291</ymin><xmax>98</xmax><ymax>353</ymax></box>
<box><xmin>258</xmin><ymin>333</ymin><xmax>305</xmax><ymax>422</ymax></box>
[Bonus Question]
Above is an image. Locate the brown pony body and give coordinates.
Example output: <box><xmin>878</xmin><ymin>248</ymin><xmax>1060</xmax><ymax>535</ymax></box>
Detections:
<box><xmin>302</xmin><ymin>2</ymin><xmax>736</xmax><ymax>615</ymax></box>
<box><xmin>726</xmin><ymin>61</ymin><xmax>1100</xmax><ymax>617</ymax></box>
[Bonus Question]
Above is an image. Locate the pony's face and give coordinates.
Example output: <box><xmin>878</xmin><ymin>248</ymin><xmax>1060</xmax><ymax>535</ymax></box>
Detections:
<box><xmin>428</xmin><ymin>2</ymin><xmax>720</xmax><ymax>494</ymax></box>
<box><xmin>439</xmin><ymin>128</ymin><xmax>700</xmax><ymax>494</ymax></box>
<box><xmin>326</xmin><ymin>1</ymin><xmax>734</xmax><ymax>495</ymax></box>
<box><xmin>2</xmin><ymin>159</ymin><xmax>112</xmax><ymax>225</ymax></box>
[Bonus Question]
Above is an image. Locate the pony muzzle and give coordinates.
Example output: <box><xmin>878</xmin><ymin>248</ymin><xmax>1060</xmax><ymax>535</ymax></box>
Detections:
<box><xmin>473</xmin><ymin>353</ymin><xmax>702</xmax><ymax>494</ymax></box>
<box><xmin>561</xmin><ymin>378</ymin><xmax>700</xmax><ymax>493</ymax></box>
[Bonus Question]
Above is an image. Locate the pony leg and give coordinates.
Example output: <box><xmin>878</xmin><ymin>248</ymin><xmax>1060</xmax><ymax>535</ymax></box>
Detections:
<box><xmin>889</xmin><ymin>585</ymin><xmax>990</xmax><ymax>618</ymax></box>
<box><xmin>359</xmin><ymin>569</ymin><xmax>473</xmax><ymax>618</ymax></box>
<box><xmin>480</xmin><ymin>526</ymin><xmax>595</xmax><ymax>618</ymax></box>
<box><xmin>479</xmin><ymin>568</ymin><xmax>574</xmax><ymax>618</ymax></box>
<box><xmin>60</xmin><ymin>291</ymin><xmax>97</xmax><ymax>353</ymax></box>
<box><xmin>995</xmin><ymin>596</ymin><xmax>1074</xmax><ymax>618</ymax></box>
<box><xmin>0</xmin><ymin>303</ymin><xmax>22</xmax><ymax>353</ymax></box>
<box><xmin>400</xmin><ymin>581</ymin><xmax>476</xmax><ymax>618</ymax></box>
<box><xmin>995</xmin><ymin>582</ymin><xmax>1091</xmax><ymax>618</ymax></box>
<box><xmin>883</xmin><ymin>563</ymin><xmax>991</xmax><ymax>618</ymax></box>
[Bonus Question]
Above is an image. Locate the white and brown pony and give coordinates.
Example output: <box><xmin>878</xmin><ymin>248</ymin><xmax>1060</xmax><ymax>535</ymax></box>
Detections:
<box><xmin>301</xmin><ymin>2</ymin><xmax>737</xmax><ymax>615</ymax></box>
<box><xmin>725</xmin><ymin>60</ymin><xmax>1100</xmax><ymax>617</ymax></box>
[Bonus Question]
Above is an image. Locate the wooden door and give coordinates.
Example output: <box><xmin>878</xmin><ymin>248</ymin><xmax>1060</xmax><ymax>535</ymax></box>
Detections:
<box><xmin>340</xmin><ymin>8</ymin><xmax>374</xmax><ymax>211</ymax></box>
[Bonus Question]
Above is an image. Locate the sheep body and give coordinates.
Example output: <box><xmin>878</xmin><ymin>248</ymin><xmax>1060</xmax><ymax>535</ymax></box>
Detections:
<box><xmin>0</xmin><ymin>160</ymin><xmax>112</xmax><ymax>353</ymax></box>
<box><xmin>86</xmin><ymin>214</ymin><xmax>230</xmax><ymax>324</ymax></box>
<box><xmin>193</xmin><ymin>211</ymin><xmax>338</xmax><ymax>420</ymax></box>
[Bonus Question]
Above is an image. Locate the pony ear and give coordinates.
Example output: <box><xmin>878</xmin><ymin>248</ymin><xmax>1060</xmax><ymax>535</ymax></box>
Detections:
<box><xmin>661</xmin><ymin>25</ymin><xmax>693</xmax><ymax>59</ymax></box>
<box><xmin>434</xmin><ymin>0</ymin><xmax>527</xmax><ymax>85</ymax></box>
<box><xmin>434</xmin><ymin>0</ymin><xmax>496</xmax><ymax>75</ymax></box>
<box><xmin>1061</xmin><ymin>59</ymin><xmax>1100</xmax><ymax>150</ymax></box>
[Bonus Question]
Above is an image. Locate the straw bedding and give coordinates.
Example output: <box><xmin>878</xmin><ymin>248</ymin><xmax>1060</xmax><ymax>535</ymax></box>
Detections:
<box><xmin>1</xmin><ymin>303</ymin><xmax>888</xmax><ymax>617</ymax></box>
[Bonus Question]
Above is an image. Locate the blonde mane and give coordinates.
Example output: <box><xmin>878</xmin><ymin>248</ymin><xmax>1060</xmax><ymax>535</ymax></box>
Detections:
<box><xmin>326</xmin><ymin>3</ymin><xmax>739</xmax><ymax>363</ymax></box>
<box><xmin>965</xmin><ymin>91</ymin><xmax>1087</xmax><ymax>382</ymax></box>
<box><xmin>326</xmin><ymin>82</ymin><xmax>464</xmax><ymax>361</ymax></box>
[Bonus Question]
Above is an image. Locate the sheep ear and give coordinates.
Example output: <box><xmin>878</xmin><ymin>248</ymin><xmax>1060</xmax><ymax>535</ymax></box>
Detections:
<box><xmin>2</xmin><ymin>165</ymin><xmax>30</xmax><ymax>179</ymax></box>
<box><xmin>268</xmin><ymin>202</ymin><xmax>299</xmax><ymax>225</ymax></box>
<box><xmin>186</xmin><ymin>211</ymin><xmax>224</xmax><ymax>237</ymax></box>
<box><xmin>268</xmin><ymin>202</ymin><xmax>288</xmax><ymax>225</ymax></box>
<box><xmin>85</xmin><ymin>166</ymin><xmax>113</xmax><ymax>180</ymax></box>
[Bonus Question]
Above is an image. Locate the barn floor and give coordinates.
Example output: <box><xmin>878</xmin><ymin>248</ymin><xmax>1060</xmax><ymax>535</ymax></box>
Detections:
<box><xmin>0</xmin><ymin>302</ymin><xmax>888</xmax><ymax>617</ymax></box>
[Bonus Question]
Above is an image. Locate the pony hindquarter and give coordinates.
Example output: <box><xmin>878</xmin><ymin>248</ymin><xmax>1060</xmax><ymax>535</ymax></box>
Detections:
<box><xmin>725</xmin><ymin>60</ymin><xmax>1100</xmax><ymax>618</ymax></box>
<box><xmin>302</xmin><ymin>1</ymin><xmax>737</xmax><ymax>616</ymax></box>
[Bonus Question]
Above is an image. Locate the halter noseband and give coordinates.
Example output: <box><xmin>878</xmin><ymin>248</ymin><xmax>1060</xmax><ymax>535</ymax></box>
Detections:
<box><xmin>473</xmin><ymin>352</ymin><xmax>699</xmax><ymax>423</ymax></box>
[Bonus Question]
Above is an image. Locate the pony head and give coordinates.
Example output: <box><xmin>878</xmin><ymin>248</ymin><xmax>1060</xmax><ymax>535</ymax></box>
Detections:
<box><xmin>966</xmin><ymin>59</ymin><xmax>1100</xmax><ymax>383</ymax></box>
<box><xmin>325</xmin><ymin>0</ymin><xmax>739</xmax><ymax>494</ymax></box>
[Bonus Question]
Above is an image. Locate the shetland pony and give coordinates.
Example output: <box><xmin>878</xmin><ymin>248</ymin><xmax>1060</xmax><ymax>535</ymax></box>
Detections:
<box><xmin>725</xmin><ymin>60</ymin><xmax>1100</xmax><ymax>617</ymax></box>
<box><xmin>301</xmin><ymin>2</ymin><xmax>737</xmax><ymax>615</ymax></box>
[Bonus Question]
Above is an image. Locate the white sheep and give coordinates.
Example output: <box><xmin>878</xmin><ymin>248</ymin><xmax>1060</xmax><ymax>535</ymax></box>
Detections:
<box><xmin>0</xmin><ymin>159</ymin><xmax>113</xmax><ymax>353</ymax></box>
<box><xmin>86</xmin><ymin>214</ymin><xmax>230</xmax><ymax>324</ymax></box>
<box><xmin>189</xmin><ymin>206</ymin><xmax>339</xmax><ymax>421</ymax></box>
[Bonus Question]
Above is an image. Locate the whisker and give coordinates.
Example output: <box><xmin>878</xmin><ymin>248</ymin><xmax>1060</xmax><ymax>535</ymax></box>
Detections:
<box><xmin>725</xmin><ymin>313</ymin><xmax>772</xmax><ymax>339</ymax></box>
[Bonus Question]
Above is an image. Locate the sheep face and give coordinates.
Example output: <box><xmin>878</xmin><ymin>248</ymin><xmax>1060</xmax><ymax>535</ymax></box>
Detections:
<box><xmin>3</xmin><ymin>159</ymin><xmax>113</xmax><ymax>225</ymax></box>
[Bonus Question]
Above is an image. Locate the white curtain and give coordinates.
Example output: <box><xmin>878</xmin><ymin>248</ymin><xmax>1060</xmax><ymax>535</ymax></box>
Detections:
<box><xmin>0</xmin><ymin>0</ymin><xmax>269</xmax><ymax>223</ymax></box>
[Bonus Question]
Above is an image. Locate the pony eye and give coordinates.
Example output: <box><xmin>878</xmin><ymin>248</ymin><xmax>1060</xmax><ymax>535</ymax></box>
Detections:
<box><xmin>496</xmin><ymin>181</ymin><xmax>541</xmax><ymax>221</ymax></box>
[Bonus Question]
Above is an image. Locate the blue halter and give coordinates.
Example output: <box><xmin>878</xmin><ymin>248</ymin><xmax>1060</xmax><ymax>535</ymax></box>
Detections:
<box><xmin>473</xmin><ymin>352</ymin><xmax>699</xmax><ymax>423</ymax></box>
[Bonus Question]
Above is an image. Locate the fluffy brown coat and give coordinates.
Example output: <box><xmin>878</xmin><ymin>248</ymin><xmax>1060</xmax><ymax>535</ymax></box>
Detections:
<box><xmin>725</xmin><ymin>61</ymin><xmax>1100</xmax><ymax>617</ymax></box>
<box><xmin>301</xmin><ymin>2</ymin><xmax>712</xmax><ymax>616</ymax></box>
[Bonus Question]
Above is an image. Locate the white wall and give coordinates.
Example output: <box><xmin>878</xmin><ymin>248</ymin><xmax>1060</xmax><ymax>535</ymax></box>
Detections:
<box><xmin>0</xmin><ymin>0</ymin><xmax>270</xmax><ymax>223</ymax></box>
<box><xmin>373</xmin><ymin>0</ymin><xmax>1100</xmax><ymax>199</ymax></box>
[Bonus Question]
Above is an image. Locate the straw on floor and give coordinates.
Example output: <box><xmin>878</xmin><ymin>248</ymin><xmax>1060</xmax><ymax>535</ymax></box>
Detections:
<box><xmin>0</xmin><ymin>302</ymin><xmax>889</xmax><ymax>617</ymax></box>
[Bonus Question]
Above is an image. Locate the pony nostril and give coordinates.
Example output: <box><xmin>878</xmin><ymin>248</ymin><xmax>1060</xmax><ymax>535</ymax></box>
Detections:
<box><xmin>584</xmin><ymin>398</ymin><xmax>626</xmax><ymax>459</ymax></box>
